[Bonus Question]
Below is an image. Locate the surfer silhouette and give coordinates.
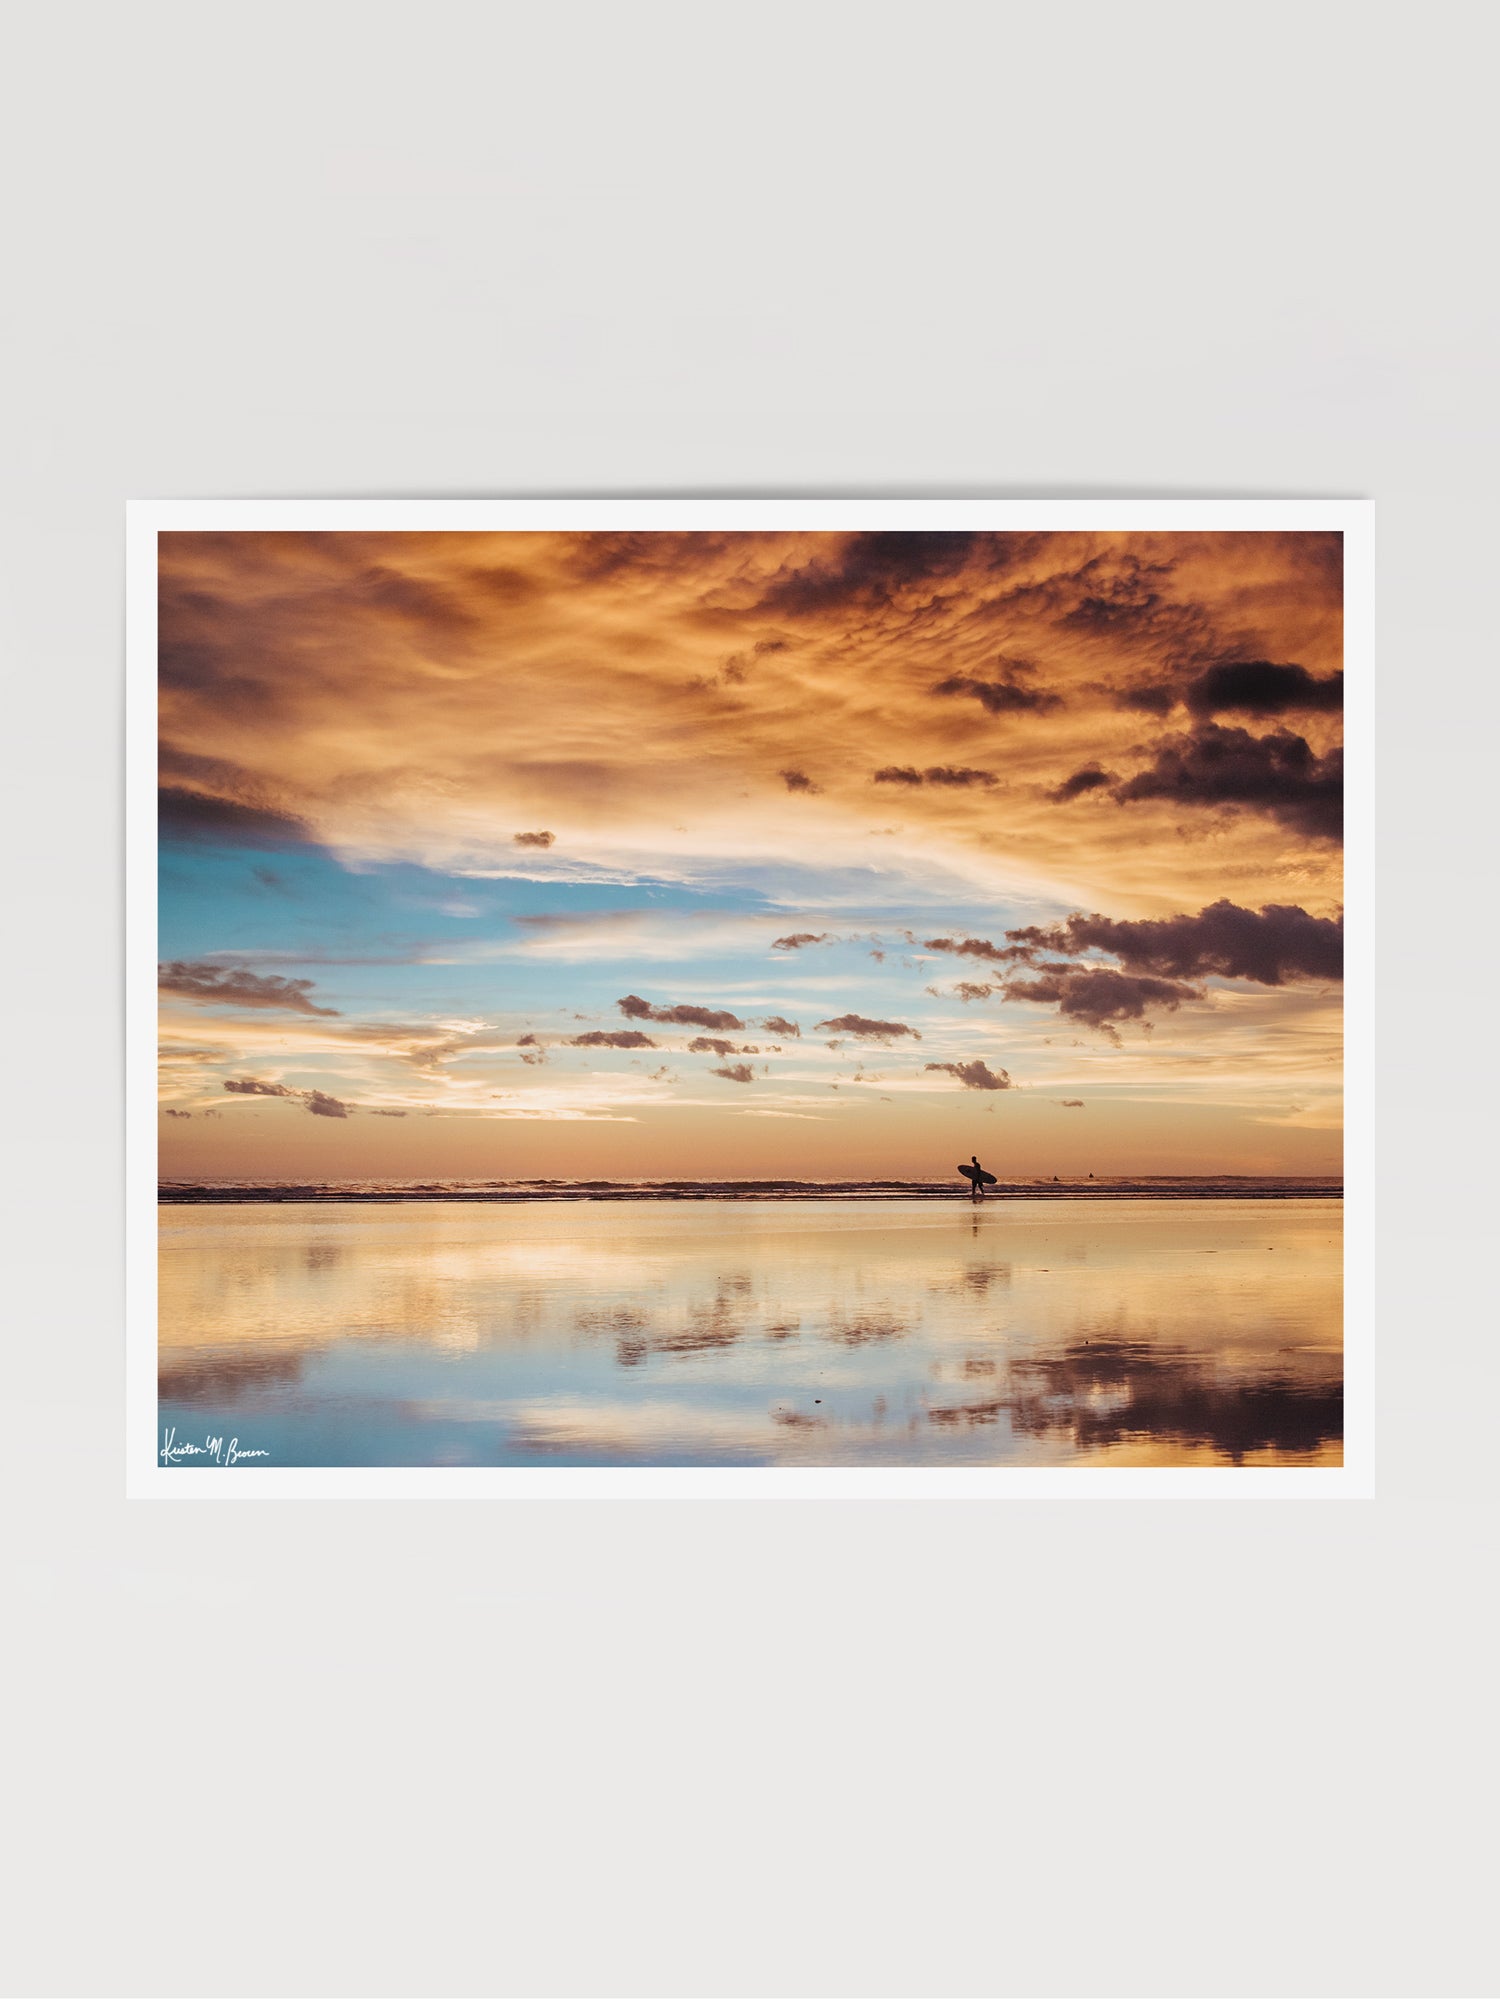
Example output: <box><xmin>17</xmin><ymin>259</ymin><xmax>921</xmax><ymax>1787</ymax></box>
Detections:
<box><xmin>958</xmin><ymin>1153</ymin><xmax>996</xmax><ymax>1202</ymax></box>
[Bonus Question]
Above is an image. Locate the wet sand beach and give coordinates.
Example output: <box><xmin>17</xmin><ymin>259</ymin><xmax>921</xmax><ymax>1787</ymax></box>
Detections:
<box><xmin>158</xmin><ymin>1195</ymin><xmax>1342</xmax><ymax>1468</ymax></box>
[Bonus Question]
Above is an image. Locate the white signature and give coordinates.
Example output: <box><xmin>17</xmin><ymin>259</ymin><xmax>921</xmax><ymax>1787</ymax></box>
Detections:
<box><xmin>160</xmin><ymin>1427</ymin><xmax>270</xmax><ymax>1465</ymax></box>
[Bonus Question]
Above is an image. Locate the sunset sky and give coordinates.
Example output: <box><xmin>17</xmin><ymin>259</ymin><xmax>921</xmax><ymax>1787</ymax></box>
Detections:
<box><xmin>157</xmin><ymin>528</ymin><xmax>1344</xmax><ymax>1180</ymax></box>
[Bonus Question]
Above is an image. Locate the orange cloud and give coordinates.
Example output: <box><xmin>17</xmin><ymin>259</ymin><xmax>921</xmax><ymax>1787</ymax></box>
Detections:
<box><xmin>158</xmin><ymin>529</ymin><xmax>1344</xmax><ymax>917</ymax></box>
<box><xmin>156</xmin><ymin>529</ymin><xmax>1344</xmax><ymax>1178</ymax></box>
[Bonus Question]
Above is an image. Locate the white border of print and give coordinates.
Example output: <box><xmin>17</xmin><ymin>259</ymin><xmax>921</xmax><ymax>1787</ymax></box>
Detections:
<box><xmin>126</xmin><ymin>499</ymin><xmax>1373</xmax><ymax>1500</ymax></box>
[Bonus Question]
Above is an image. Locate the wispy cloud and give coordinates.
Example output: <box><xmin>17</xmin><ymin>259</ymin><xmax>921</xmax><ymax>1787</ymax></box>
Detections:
<box><xmin>815</xmin><ymin>1014</ymin><xmax>921</xmax><ymax>1043</ymax></box>
<box><xmin>223</xmin><ymin>1077</ymin><xmax>353</xmax><ymax>1117</ymax></box>
<box><xmin>619</xmin><ymin>994</ymin><xmax>747</xmax><ymax>1031</ymax></box>
<box><xmin>160</xmin><ymin>962</ymin><xmax>340</xmax><ymax>1016</ymax></box>
<box><xmin>924</xmin><ymin>1060</ymin><xmax>1013</xmax><ymax>1091</ymax></box>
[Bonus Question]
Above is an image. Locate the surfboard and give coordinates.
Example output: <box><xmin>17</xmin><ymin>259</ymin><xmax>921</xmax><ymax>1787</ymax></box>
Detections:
<box><xmin>957</xmin><ymin>1163</ymin><xmax>998</xmax><ymax>1186</ymax></box>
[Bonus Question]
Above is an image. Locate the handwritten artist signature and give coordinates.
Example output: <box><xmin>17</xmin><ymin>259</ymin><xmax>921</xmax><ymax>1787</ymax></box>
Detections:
<box><xmin>160</xmin><ymin>1427</ymin><xmax>270</xmax><ymax>1466</ymax></box>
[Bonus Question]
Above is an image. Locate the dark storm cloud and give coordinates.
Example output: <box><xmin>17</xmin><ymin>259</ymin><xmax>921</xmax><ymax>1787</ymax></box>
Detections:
<box><xmin>1007</xmin><ymin>899</ymin><xmax>1343</xmax><ymax>985</ymax></box>
<box><xmin>304</xmin><ymin>1089</ymin><xmax>350</xmax><ymax>1119</ymax></box>
<box><xmin>223</xmin><ymin>1077</ymin><xmax>298</xmax><ymax>1097</ymax></box>
<box><xmin>159</xmin><ymin>786</ymin><xmax>316</xmax><ymax>849</ymax></box>
<box><xmin>930</xmin><ymin>671</ymin><xmax>1063</xmax><ymax>716</ymax></box>
<box><xmin>922</xmin><ymin>935</ymin><xmax>1032</xmax><ymax>966</ymax></box>
<box><xmin>815</xmin><ymin>1014</ymin><xmax>921</xmax><ymax>1042</ymax></box>
<box><xmin>513</xmin><ymin>830</ymin><xmax>556</xmax><ymax>848</ymax></box>
<box><xmin>999</xmin><ymin>967</ymin><xmax>1198</xmax><ymax>1035</ymax></box>
<box><xmin>772</xmin><ymin>932</ymin><xmax>831</xmax><ymax>950</ymax></box>
<box><xmin>1110</xmin><ymin>724</ymin><xmax>1344</xmax><ymax>839</ymax></box>
<box><xmin>752</xmin><ymin>531</ymin><xmax>991</xmax><ymax>616</ymax></box>
<box><xmin>159</xmin><ymin>750</ymin><xmax>318</xmax><ymax>854</ymax></box>
<box><xmin>1185</xmin><ymin>659</ymin><xmax>1344</xmax><ymax>718</ymax></box>
<box><xmin>1058</xmin><ymin>1100</ymin><xmax>1085</xmax><ymax>1108</ymax></box>
<box><xmin>690</xmin><ymin>1037</ymin><xmax>755</xmax><ymax>1057</ymax></box>
<box><xmin>710</xmin><ymin>1063</ymin><xmax>757</xmax><ymax>1084</ymax></box>
<box><xmin>758</xmin><ymin>1015</ymin><xmax>801</xmax><ymax>1038</ymax></box>
<box><xmin>162</xmin><ymin>1108</ymin><xmax>192</xmax><ymax>1119</ymax></box>
<box><xmin>929</xmin><ymin>902</ymin><xmax>1341</xmax><ymax>1034</ymax></box>
<box><xmin>1115</xmin><ymin>659</ymin><xmax>1345</xmax><ymax>721</ymax></box>
<box><xmin>1050</xmin><ymin>763</ymin><xmax>1116</xmax><ymax>802</ymax></box>
<box><xmin>370</xmin><ymin>1109</ymin><xmax>408</xmax><ymax>1117</ymax></box>
<box><xmin>924</xmin><ymin>1059</ymin><xmax>1013</xmax><ymax>1091</ymax></box>
<box><xmin>873</xmin><ymin>766</ymin><xmax>923</xmax><ymax>786</ymax></box>
<box><xmin>780</xmin><ymin>769</ymin><xmax>820</xmax><ymax>793</ymax></box>
<box><xmin>160</xmin><ymin>962</ymin><xmax>340</xmax><ymax>1016</ymax></box>
<box><xmin>568</xmin><ymin>1030</ymin><xmax>659</xmax><ymax>1049</ymax></box>
<box><xmin>618</xmin><ymin>996</ymin><xmax>747</xmax><ymax>1031</ymax></box>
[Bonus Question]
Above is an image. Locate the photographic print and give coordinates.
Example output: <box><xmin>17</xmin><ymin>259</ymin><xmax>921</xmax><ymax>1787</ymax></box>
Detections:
<box><xmin>130</xmin><ymin>502</ymin><xmax>1368</xmax><ymax>1492</ymax></box>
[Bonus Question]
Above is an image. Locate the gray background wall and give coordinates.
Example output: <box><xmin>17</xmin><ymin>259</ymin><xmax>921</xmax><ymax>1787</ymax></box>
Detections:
<box><xmin>2</xmin><ymin>4</ymin><xmax>1495</xmax><ymax>1994</ymax></box>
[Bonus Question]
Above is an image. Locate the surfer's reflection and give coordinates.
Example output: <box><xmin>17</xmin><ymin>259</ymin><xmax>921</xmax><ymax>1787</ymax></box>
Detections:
<box><xmin>959</xmin><ymin>1153</ymin><xmax>994</xmax><ymax>1202</ymax></box>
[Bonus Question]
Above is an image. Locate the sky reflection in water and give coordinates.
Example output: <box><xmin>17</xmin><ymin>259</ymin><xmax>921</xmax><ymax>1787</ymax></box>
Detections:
<box><xmin>158</xmin><ymin>1199</ymin><xmax>1342</xmax><ymax>1467</ymax></box>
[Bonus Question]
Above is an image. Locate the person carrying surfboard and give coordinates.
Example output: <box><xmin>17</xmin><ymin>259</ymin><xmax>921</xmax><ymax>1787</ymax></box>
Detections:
<box><xmin>958</xmin><ymin>1154</ymin><xmax>996</xmax><ymax>1202</ymax></box>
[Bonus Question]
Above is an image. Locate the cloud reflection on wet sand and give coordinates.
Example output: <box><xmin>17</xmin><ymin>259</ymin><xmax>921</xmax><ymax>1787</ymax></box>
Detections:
<box><xmin>158</xmin><ymin>1198</ymin><xmax>1342</xmax><ymax>1467</ymax></box>
<box><xmin>934</xmin><ymin>1338</ymin><xmax>1342</xmax><ymax>1464</ymax></box>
